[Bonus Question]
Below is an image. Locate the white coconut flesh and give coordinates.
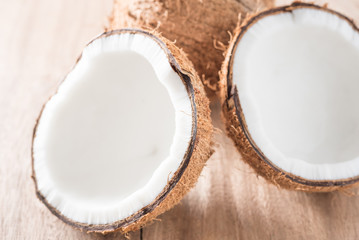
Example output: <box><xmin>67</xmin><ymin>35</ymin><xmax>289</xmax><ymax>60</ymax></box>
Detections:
<box><xmin>33</xmin><ymin>33</ymin><xmax>193</xmax><ymax>224</ymax></box>
<box><xmin>233</xmin><ymin>8</ymin><xmax>359</xmax><ymax>181</ymax></box>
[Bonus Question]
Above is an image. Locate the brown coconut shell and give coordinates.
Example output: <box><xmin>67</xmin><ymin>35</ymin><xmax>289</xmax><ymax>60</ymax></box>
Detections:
<box><xmin>32</xmin><ymin>29</ymin><xmax>213</xmax><ymax>233</ymax></box>
<box><xmin>108</xmin><ymin>0</ymin><xmax>274</xmax><ymax>98</ymax></box>
<box><xmin>221</xmin><ymin>2</ymin><xmax>359</xmax><ymax>192</ymax></box>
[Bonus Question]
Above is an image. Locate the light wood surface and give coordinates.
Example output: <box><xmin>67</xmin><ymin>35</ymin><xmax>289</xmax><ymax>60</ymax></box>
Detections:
<box><xmin>2</xmin><ymin>0</ymin><xmax>359</xmax><ymax>239</ymax></box>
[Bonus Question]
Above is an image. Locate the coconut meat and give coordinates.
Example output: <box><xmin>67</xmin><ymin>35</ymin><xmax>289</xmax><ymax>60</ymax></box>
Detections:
<box><xmin>33</xmin><ymin>33</ymin><xmax>193</xmax><ymax>224</ymax></box>
<box><xmin>233</xmin><ymin>8</ymin><xmax>359</xmax><ymax>180</ymax></box>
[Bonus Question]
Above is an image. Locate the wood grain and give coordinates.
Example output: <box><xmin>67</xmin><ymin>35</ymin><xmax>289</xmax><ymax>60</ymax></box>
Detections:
<box><xmin>1</xmin><ymin>0</ymin><xmax>359</xmax><ymax>239</ymax></box>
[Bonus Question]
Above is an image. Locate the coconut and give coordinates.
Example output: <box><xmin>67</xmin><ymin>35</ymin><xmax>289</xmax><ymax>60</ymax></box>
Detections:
<box><xmin>108</xmin><ymin>0</ymin><xmax>274</xmax><ymax>98</ymax></box>
<box><xmin>32</xmin><ymin>29</ymin><xmax>213</xmax><ymax>233</ymax></box>
<box><xmin>221</xmin><ymin>2</ymin><xmax>359</xmax><ymax>191</ymax></box>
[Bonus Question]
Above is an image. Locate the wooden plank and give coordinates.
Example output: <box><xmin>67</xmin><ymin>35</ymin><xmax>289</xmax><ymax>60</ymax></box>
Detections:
<box><xmin>1</xmin><ymin>0</ymin><xmax>359</xmax><ymax>239</ymax></box>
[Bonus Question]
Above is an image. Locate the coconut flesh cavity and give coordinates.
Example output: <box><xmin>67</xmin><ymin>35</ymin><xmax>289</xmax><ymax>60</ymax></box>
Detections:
<box><xmin>32</xmin><ymin>30</ymin><xmax>212</xmax><ymax>232</ymax></box>
<box><xmin>223</xmin><ymin>3</ymin><xmax>359</xmax><ymax>190</ymax></box>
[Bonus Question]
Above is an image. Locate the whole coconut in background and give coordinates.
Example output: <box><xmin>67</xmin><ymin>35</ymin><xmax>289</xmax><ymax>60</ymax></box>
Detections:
<box><xmin>108</xmin><ymin>0</ymin><xmax>274</xmax><ymax>98</ymax></box>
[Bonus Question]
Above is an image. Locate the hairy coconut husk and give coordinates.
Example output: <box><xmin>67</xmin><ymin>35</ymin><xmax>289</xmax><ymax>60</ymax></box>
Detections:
<box><xmin>220</xmin><ymin>2</ymin><xmax>359</xmax><ymax>192</ymax></box>
<box><xmin>108</xmin><ymin>0</ymin><xmax>274</xmax><ymax>98</ymax></box>
<box><xmin>32</xmin><ymin>29</ymin><xmax>213</xmax><ymax>233</ymax></box>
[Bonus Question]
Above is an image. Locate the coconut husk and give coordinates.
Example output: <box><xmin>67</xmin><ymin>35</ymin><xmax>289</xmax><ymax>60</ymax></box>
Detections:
<box><xmin>32</xmin><ymin>29</ymin><xmax>213</xmax><ymax>233</ymax></box>
<box><xmin>108</xmin><ymin>0</ymin><xmax>274</xmax><ymax>99</ymax></box>
<box><xmin>220</xmin><ymin>2</ymin><xmax>359</xmax><ymax>192</ymax></box>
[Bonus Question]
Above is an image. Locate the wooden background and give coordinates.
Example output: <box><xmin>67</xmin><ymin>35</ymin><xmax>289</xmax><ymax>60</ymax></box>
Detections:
<box><xmin>2</xmin><ymin>0</ymin><xmax>359</xmax><ymax>239</ymax></box>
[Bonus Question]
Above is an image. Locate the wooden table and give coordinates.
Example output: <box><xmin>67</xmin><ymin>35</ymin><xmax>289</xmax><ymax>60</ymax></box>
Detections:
<box><xmin>2</xmin><ymin>0</ymin><xmax>359</xmax><ymax>239</ymax></box>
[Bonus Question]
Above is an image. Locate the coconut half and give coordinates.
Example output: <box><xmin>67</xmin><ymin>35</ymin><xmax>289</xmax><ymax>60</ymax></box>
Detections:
<box><xmin>32</xmin><ymin>29</ymin><xmax>213</xmax><ymax>233</ymax></box>
<box><xmin>221</xmin><ymin>2</ymin><xmax>359</xmax><ymax>191</ymax></box>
